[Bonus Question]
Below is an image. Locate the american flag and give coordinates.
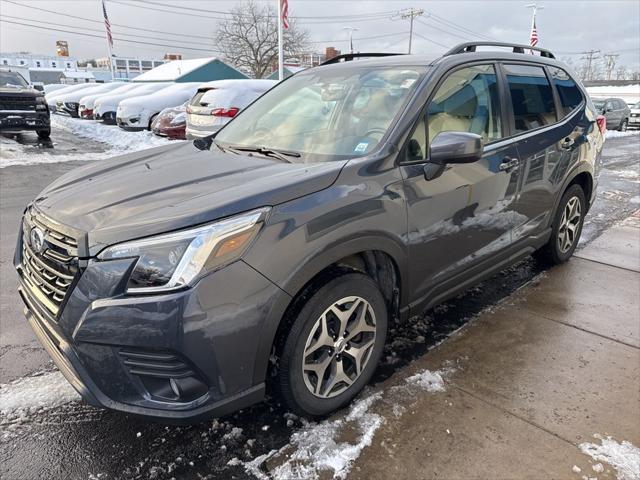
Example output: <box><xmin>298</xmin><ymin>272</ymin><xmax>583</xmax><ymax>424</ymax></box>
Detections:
<box><xmin>280</xmin><ymin>0</ymin><xmax>289</xmax><ymax>29</ymax></box>
<box><xmin>102</xmin><ymin>0</ymin><xmax>113</xmax><ymax>48</ymax></box>
<box><xmin>529</xmin><ymin>17</ymin><xmax>539</xmax><ymax>47</ymax></box>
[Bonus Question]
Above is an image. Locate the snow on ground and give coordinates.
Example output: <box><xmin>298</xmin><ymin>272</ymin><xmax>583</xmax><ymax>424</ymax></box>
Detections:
<box><xmin>579</xmin><ymin>435</ymin><xmax>640</xmax><ymax>480</ymax></box>
<box><xmin>0</xmin><ymin>371</ymin><xmax>79</xmax><ymax>418</ymax></box>
<box><xmin>605</xmin><ymin>129</ymin><xmax>640</xmax><ymax>140</ymax></box>
<box><xmin>229</xmin><ymin>367</ymin><xmax>455</xmax><ymax>479</ymax></box>
<box><xmin>0</xmin><ymin>115</ymin><xmax>174</xmax><ymax>168</ymax></box>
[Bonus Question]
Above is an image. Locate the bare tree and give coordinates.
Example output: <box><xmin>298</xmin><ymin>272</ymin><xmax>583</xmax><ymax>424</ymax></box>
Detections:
<box><xmin>215</xmin><ymin>0</ymin><xmax>309</xmax><ymax>79</ymax></box>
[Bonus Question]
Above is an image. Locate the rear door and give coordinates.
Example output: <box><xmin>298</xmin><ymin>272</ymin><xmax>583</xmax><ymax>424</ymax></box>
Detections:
<box><xmin>401</xmin><ymin>63</ymin><xmax>522</xmax><ymax>309</ymax></box>
<box><xmin>505</xmin><ymin>63</ymin><xmax>588</xmax><ymax>242</ymax></box>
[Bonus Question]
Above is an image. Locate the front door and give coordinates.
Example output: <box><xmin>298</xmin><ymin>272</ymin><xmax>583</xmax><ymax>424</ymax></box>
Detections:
<box><xmin>401</xmin><ymin>64</ymin><xmax>521</xmax><ymax>311</ymax></box>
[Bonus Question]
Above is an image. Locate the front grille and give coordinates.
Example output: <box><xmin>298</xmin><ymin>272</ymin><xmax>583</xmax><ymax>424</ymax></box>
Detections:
<box><xmin>631</xmin><ymin>113</ymin><xmax>639</xmax><ymax>118</ymax></box>
<box><xmin>20</xmin><ymin>207</ymin><xmax>79</xmax><ymax>316</ymax></box>
<box><xmin>119</xmin><ymin>348</ymin><xmax>196</xmax><ymax>379</ymax></box>
<box><xmin>0</xmin><ymin>95</ymin><xmax>36</xmax><ymax>111</ymax></box>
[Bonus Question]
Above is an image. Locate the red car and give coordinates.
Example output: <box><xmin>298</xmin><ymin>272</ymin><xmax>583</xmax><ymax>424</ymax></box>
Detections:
<box><xmin>151</xmin><ymin>103</ymin><xmax>187</xmax><ymax>140</ymax></box>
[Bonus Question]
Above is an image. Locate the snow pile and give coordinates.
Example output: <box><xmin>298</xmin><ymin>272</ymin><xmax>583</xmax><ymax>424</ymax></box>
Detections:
<box><xmin>52</xmin><ymin>115</ymin><xmax>170</xmax><ymax>152</ymax></box>
<box><xmin>605</xmin><ymin>130</ymin><xmax>640</xmax><ymax>139</ymax></box>
<box><xmin>0</xmin><ymin>371</ymin><xmax>79</xmax><ymax>417</ymax></box>
<box><xmin>232</xmin><ymin>392</ymin><xmax>384</xmax><ymax>480</ymax></box>
<box><xmin>404</xmin><ymin>369</ymin><xmax>446</xmax><ymax>392</ymax></box>
<box><xmin>579</xmin><ymin>435</ymin><xmax>640</xmax><ymax>480</ymax></box>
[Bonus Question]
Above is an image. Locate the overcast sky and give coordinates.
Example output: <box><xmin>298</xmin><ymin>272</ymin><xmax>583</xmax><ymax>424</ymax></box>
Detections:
<box><xmin>1</xmin><ymin>0</ymin><xmax>639</xmax><ymax>70</ymax></box>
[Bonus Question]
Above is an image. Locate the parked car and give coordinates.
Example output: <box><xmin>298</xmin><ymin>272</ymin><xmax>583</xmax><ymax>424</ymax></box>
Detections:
<box><xmin>77</xmin><ymin>82</ymin><xmax>129</xmax><ymax>119</ymax></box>
<box><xmin>14</xmin><ymin>43</ymin><xmax>604</xmax><ymax>422</ymax></box>
<box><xmin>186</xmin><ymin>79</ymin><xmax>276</xmax><ymax>139</ymax></box>
<box><xmin>0</xmin><ymin>68</ymin><xmax>50</xmax><ymax>139</ymax></box>
<box><xmin>151</xmin><ymin>103</ymin><xmax>187</xmax><ymax>139</ymax></box>
<box><xmin>628</xmin><ymin>101</ymin><xmax>640</xmax><ymax>130</ymax></box>
<box><xmin>45</xmin><ymin>83</ymin><xmax>99</xmax><ymax>113</ymax></box>
<box><xmin>591</xmin><ymin>97</ymin><xmax>630</xmax><ymax>131</ymax></box>
<box><xmin>43</xmin><ymin>84</ymin><xmax>69</xmax><ymax>95</ymax></box>
<box><xmin>94</xmin><ymin>82</ymin><xmax>171</xmax><ymax>124</ymax></box>
<box><xmin>54</xmin><ymin>83</ymin><xmax>123</xmax><ymax>118</ymax></box>
<box><xmin>117</xmin><ymin>82</ymin><xmax>200</xmax><ymax>131</ymax></box>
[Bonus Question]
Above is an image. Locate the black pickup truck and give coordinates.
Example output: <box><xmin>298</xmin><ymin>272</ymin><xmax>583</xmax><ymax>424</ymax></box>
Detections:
<box><xmin>0</xmin><ymin>68</ymin><xmax>50</xmax><ymax>139</ymax></box>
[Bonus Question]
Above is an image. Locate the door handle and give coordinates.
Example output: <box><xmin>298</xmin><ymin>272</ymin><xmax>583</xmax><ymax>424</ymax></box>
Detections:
<box><xmin>499</xmin><ymin>157</ymin><xmax>519</xmax><ymax>172</ymax></box>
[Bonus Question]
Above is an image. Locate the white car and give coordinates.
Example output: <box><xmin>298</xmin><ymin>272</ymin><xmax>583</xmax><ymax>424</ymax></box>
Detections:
<box><xmin>94</xmin><ymin>82</ymin><xmax>171</xmax><ymax>124</ymax></box>
<box><xmin>629</xmin><ymin>101</ymin><xmax>640</xmax><ymax>130</ymax></box>
<box><xmin>186</xmin><ymin>79</ymin><xmax>276</xmax><ymax>139</ymax></box>
<box><xmin>117</xmin><ymin>82</ymin><xmax>200</xmax><ymax>131</ymax></box>
<box><xmin>53</xmin><ymin>83</ymin><xmax>118</xmax><ymax>117</ymax></box>
<box><xmin>46</xmin><ymin>83</ymin><xmax>102</xmax><ymax>112</ymax></box>
<box><xmin>78</xmin><ymin>82</ymin><xmax>138</xmax><ymax>119</ymax></box>
<box><xmin>43</xmin><ymin>84</ymin><xmax>69</xmax><ymax>95</ymax></box>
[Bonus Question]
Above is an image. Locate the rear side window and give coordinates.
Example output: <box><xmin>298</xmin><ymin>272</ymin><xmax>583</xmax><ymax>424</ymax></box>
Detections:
<box><xmin>504</xmin><ymin>64</ymin><xmax>557</xmax><ymax>133</ymax></box>
<box><xmin>549</xmin><ymin>67</ymin><xmax>583</xmax><ymax>117</ymax></box>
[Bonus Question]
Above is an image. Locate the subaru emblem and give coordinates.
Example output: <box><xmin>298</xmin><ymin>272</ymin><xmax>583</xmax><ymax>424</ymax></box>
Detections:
<box><xmin>30</xmin><ymin>227</ymin><xmax>45</xmax><ymax>254</ymax></box>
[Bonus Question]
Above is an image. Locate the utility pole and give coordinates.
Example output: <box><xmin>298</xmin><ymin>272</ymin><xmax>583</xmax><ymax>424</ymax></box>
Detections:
<box><xmin>603</xmin><ymin>53</ymin><xmax>620</xmax><ymax>81</ymax></box>
<box><xmin>343</xmin><ymin>27</ymin><xmax>359</xmax><ymax>54</ymax></box>
<box><xmin>580</xmin><ymin>49</ymin><xmax>600</xmax><ymax>81</ymax></box>
<box><xmin>396</xmin><ymin>8</ymin><xmax>424</xmax><ymax>54</ymax></box>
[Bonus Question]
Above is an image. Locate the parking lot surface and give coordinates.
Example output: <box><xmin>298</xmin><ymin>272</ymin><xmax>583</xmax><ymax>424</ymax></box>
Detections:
<box><xmin>0</xmin><ymin>128</ymin><xmax>639</xmax><ymax>479</ymax></box>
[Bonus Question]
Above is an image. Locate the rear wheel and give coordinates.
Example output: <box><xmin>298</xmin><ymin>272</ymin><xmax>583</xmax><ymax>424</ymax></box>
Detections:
<box><xmin>619</xmin><ymin>119</ymin><xmax>628</xmax><ymax>132</ymax></box>
<box><xmin>277</xmin><ymin>273</ymin><xmax>388</xmax><ymax>417</ymax></box>
<box><xmin>535</xmin><ymin>184</ymin><xmax>586</xmax><ymax>265</ymax></box>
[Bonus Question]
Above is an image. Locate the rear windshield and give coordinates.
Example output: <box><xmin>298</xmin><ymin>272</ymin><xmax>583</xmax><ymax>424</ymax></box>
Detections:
<box><xmin>215</xmin><ymin>65</ymin><xmax>427</xmax><ymax>162</ymax></box>
<box><xmin>0</xmin><ymin>71</ymin><xmax>29</xmax><ymax>88</ymax></box>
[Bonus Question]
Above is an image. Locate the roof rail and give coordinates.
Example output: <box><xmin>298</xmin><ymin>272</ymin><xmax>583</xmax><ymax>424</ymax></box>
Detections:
<box><xmin>443</xmin><ymin>42</ymin><xmax>556</xmax><ymax>59</ymax></box>
<box><xmin>320</xmin><ymin>52</ymin><xmax>405</xmax><ymax>66</ymax></box>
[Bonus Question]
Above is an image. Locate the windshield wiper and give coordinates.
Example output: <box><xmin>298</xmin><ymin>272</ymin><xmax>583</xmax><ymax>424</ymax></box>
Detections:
<box><xmin>224</xmin><ymin>145</ymin><xmax>301</xmax><ymax>163</ymax></box>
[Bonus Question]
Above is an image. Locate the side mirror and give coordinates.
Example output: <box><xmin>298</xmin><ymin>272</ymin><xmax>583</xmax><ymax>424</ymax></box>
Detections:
<box><xmin>429</xmin><ymin>131</ymin><xmax>483</xmax><ymax>165</ymax></box>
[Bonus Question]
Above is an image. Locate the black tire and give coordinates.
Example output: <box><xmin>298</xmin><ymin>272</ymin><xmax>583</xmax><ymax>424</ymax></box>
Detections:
<box><xmin>534</xmin><ymin>184</ymin><xmax>586</xmax><ymax>265</ymax></box>
<box><xmin>619</xmin><ymin>118</ymin><xmax>628</xmax><ymax>132</ymax></box>
<box><xmin>37</xmin><ymin>128</ymin><xmax>50</xmax><ymax>140</ymax></box>
<box><xmin>277</xmin><ymin>273</ymin><xmax>388</xmax><ymax>417</ymax></box>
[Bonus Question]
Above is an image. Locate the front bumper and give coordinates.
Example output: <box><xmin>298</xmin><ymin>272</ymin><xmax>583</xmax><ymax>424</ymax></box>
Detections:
<box><xmin>15</xmin><ymin>223</ymin><xmax>290</xmax><ymax>422</ymax></box>
<box><xmin>629</xmin><ymin>115</ymin><xmax>640</xmax><ymax>128</ymax></box>
<box><xmin>0</xmin><ymin>111</ymin><xmax>50</xmax><ymax>132</ymax></box>
<box><xmin>94</xmin><ymin>111</ymin><xmax>116</xmax><ymax>124</ymax></box>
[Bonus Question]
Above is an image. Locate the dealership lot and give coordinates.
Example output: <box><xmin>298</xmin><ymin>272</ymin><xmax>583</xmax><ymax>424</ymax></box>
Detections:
<box><xmin>0</xmin><ymin>126</ymin><xmax>639</xmax><ymax>479</ymax></box>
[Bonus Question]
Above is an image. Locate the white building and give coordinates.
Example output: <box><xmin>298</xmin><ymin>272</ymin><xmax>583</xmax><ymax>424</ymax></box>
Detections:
<box><xmin>95</xmin><ymin>57</ymin><xmax>166</xmax><ymax>80</ymax></box>
<box><xmin>0</xmin><ymin>52</ymin><xmax>78</xmax><ymax>70</ymax></box>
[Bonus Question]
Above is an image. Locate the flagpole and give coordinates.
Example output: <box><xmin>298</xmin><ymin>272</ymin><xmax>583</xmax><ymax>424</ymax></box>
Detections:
<box><xmin>277</xmin><ymin>0</ymin><xmax>284</xmax><ymax>81</ymax></box>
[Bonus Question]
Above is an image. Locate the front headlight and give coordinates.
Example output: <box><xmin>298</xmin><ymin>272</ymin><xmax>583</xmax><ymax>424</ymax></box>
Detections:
<box><xmin>98</xmin><ymin>207</ymin><xmax>270</xmax><ymax>293</ymax></box>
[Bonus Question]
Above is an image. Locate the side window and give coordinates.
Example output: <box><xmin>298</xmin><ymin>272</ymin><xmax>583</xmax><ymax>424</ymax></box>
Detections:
<box><xmin>504</xmin><ymin>64</ymin><xmax>557</xmax><ymax>133</ymax></box>
<box><xmin>549</xmin><ymin>67</ymin><xmax>583</xmax><ymax>117</ymax></box>
<box><xmin>427</xmin><ymin>64</ymin><xmax>502</xmax><ymax>144</ymax></box>
<box><xmin>407</xmin><ymin>118</ymin><xmax>427</xmax><ymax>162</ymax></box>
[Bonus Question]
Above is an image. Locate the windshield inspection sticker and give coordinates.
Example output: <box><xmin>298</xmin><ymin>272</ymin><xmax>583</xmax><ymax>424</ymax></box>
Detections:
<box><xmin>354</xmin><ymin>142</ymin><xmax>369</xmax><ymax>153</ymax></box>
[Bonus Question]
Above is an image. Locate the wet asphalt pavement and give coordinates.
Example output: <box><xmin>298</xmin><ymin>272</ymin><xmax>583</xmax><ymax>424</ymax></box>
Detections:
<box><xmin>0</xmin><ymin>132</ymin><xmax>638</xmax><ymax>480</ymax></box>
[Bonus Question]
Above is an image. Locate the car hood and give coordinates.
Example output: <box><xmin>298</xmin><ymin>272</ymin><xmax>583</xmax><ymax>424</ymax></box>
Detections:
<box><xmin>0</xmin><ymin>86</ymin><xmax>41</xmax><ymax>97</ymax></box>
<box><xmin>33</xmin><ymin>142</ymin><xmax>347</xmax><ymax>255</ymax></box>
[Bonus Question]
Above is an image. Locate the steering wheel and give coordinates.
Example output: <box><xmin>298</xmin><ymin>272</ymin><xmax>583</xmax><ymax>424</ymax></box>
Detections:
<box><xmin>363</xmin><ymin>128</ymin><xmax>387</xmax><ymax>138</ymax></box>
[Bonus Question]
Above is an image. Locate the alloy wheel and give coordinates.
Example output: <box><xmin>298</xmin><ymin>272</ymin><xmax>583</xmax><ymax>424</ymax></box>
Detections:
<box><xmin>557</xmin><ymin>196</ymin><xmax>581</xmax><ymax>254</ymax></box>
<box><xmin>302</xmin><ymin>296</ymin><xmax>377</xmax><ymax>398</ymax></box>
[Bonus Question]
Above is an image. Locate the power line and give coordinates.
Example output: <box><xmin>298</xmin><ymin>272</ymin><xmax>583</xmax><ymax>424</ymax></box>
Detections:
<box><xmin>426</xmin><ymin>11</ymin><xmax>496</xmax><ymax>41</ymax></box>
<box><xmin>415</xmin><ymin>18</ymin><xmax>471</xmax><ymax>42</ymax></box>
<box><xmin>2</xmin><ymin>0</ymin><xmax>214</xmax><ymax>40</ymax></box>
<box><xmin>580</xmin><ymin>49</ymin><xmax>600</xmax><ymax>81</ymax></box>
<box><xmin>0</xmin><ymin>19</ymin><xmax>222</xmax><ymax>53</ymax></box>
<box><xmin>0</xmin><ymin>14</ymin><xmax>217</xmax><ymax>48</ymax></box>
<box><xmin>412</xmin><ymin>32</ymin><xmax>450</xmax><ymax>49</ymax></box>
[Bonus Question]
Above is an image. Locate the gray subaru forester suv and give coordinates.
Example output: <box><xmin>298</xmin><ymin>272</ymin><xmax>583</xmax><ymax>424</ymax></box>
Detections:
<box><xmin>15</xmin><ymin>42</ymin><xmax>605</xmax><ymax>422</ymax></box>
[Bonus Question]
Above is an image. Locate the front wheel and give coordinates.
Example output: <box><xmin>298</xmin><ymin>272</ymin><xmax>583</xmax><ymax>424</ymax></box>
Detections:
<box><xmin>535</xmin><ymin>184</ymin><xmax>586</xmax><ymax>265</ymax></box>
<box><xmin>37</xmin><ymin>128</ymin><xmax>50</xmax><ymax>140</ymax></box>
<box><xmin>277</xmin><ymin>273</ymin><xmax>388</xmax><ymax>417</ymax></box>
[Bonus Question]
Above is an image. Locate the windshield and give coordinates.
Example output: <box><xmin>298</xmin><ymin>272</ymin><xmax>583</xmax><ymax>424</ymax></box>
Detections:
<box><xmin>0</xmin><ymin>71</ymin><xmax>29</xmax><ymax>88</ymax></box>
<box><xmin>593</xmin><ymin>99</ymin><xmax>606</xmax><ymax>110</ymax></box>
<box><xmin>215</xmin><ymin>65</ymin><xmax>426</xmax><ymax>162</ymax></box>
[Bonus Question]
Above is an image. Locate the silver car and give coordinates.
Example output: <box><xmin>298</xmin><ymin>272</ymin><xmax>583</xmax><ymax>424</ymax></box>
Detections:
<box><xmin>186</xmin><ymin>79</ymin><xmax>276</xmax><ymax>139</ymax></box>
<box><xmin>592</xmin><ymin>97</ymin><xmax>631</xmax><ymax>131</ymax></box>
